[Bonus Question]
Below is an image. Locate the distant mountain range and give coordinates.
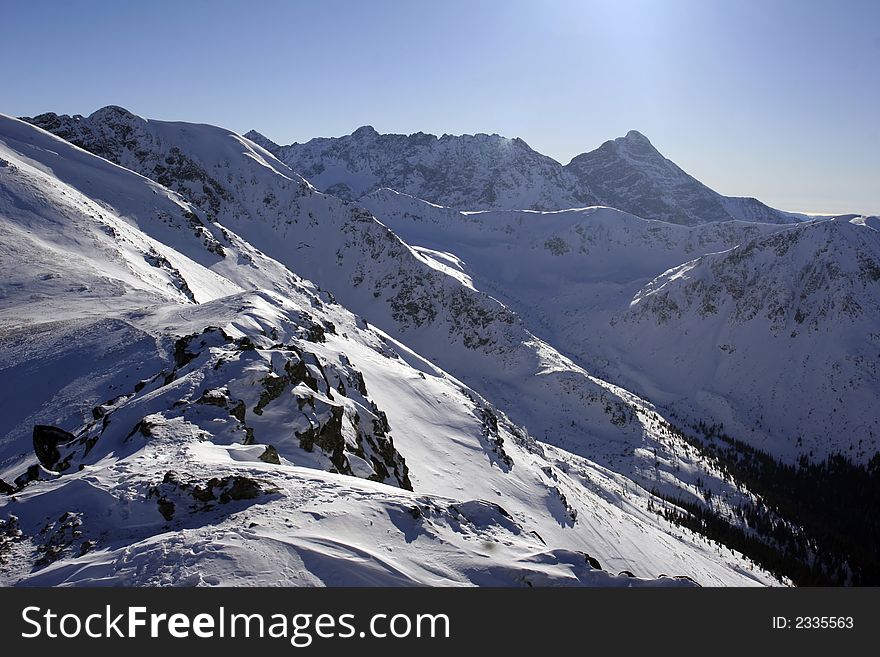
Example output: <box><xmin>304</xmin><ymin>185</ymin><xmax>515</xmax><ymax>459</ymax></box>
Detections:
<box><xmin>246</xmin><ymin>125</ymin><xmax>800</xmax><ymax>225</ymax></box>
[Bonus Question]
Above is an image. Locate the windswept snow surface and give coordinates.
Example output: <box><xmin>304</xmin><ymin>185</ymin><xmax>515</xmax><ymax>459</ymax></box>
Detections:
<box><xmin>0</xmin><ymin>113</ymin><xmax>777</xmax><ymax>586</ymax></box>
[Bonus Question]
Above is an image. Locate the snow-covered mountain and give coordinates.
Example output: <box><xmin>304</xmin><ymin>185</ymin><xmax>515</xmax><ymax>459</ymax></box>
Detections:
<box><xmin>357</xmin><ymin>189</ymin><xmax>880</xmax><ymax>465</ymax></box>
<box><xmin>20</xmin><ymin>109</ymin><xmax>751</xmax><ymax>497</ymax></box>
<box><xmin>354</xmin><ymin>188</ymin><xmax>880</xmax><ymax>584</ymax></box>
<box><xmin>1</xmin><ymin>112</ymin><xmax>784</xmax><ymax>586</ymax></box>
<box><xmin>618</xmin><ymin>216</ymin><xmax>880</xmax><ymax>464</ymax></box>
<box><xmin>250</xmin><ymin>124</ymin><xmax>800</xmax><ymax>224</ymax></box>
<box><xmin>565</xmin><ymin>131</ymin><xmax>794</xmax><ymax>226</ymax></box>
<box><xmin>245</xmin><ymin>125</ymin><xmax>590</xmax><ymax>211</ymax></box>
<box><xmin>356</xmin><ymin>188</ymin><xmax>781</xmax><ymax>344</ymax></box>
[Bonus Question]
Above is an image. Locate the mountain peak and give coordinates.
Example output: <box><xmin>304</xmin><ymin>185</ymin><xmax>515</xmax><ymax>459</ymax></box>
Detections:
<box><xmin>88</xmin><ymin>105</ymin><xmax>140</xmax><ymax>122</ymax></box>
<box><xmin>352</xmin><ymin>125</ymin><xmax>378</xmax><ymax>138</ymax></box>
<box><xmin>623</xmin><ymin>129</ymin><xmax>651</xmax><ymax>144</ymax></box>
<box><xmin>562</xmin><ymin>129</ymin><xmax>794</xmax><ymax>225</ymax></box>
<box><xmin>243</xmin><ymin>129</ymin><xmax>280</xmax><ymax>153</ymax></box>
<box><xmin>250</xmin><ymin>119</ymin><xmax>795</xmax><ymax>225</ymax></box>
<box><xmin>615</xmin><ymin>130</ymin><xmax>658</xmax><ymax>154</ymax></box>
<box><xmin>606</xmin><ymin>129</ymin><xmax>666</xmax><ymax>162</ymax></box>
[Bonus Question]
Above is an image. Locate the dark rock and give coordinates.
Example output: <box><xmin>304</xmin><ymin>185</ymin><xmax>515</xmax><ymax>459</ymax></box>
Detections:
<box><xmin>253</xmin><ymin>374</ymin><xmax>288</xmax><ymax>416</ymax></box>
<box><xmin>306</xmin><ymin>322</ymin><xmax>326</xmax><ymax>343</ymax></box>
<box><xmin>153</xmin><ymin>471</ymin><xmax>267</xmax><ymax>516</ymax></box>
<box><xmin>35</xmin><ymin>511</ymin><xmax>87</xmax><ymax>567</ymax></box>
<box><xmin>157</xmin><ymin>498</ymin><xmax>175</xmax><ymax>520</ymax></box>
<box><xmin>237</xmin><ymin>336</ymin><xmax>257</xmax><ymax>351</ymax></box>
<box><xmin>197</xmin><ymin>388</ymin><xmax>229</xmax><ymax>408</ymax></box>
<box><xmin>173</xmin><ymin>335</ymin><xmax>199</xmax><ymax>368</ymax></box>
<box><xmin>583</xmin><ymin>554</ymin><xmax>602</xmax><ymax>570</ymax></box>
<box><xmin>230</xmin><ymin>400</ymin><xmax>247</xmax><ymax>423</ymax></box>
<box><xmin>298</xmin><ymin>405</ymin><xmax>350</xmax><ymax>476</ymax></box>
<box><xmin>219</xmin><ymin>476</ymin><xmax>263</xmax><ymax>503</ymax></box>
<box><xmin>191</xmin><ymin>484</ymin><xmax>216</xmax><ymax>502</ymax></box>
<box><xmin>33</xmin><ymin>425</ymin><xmax>75</xmax><ymax>470</ymax></box>
<box><xmin>14</xmin><ymin>465</ymin><xmax>41</xmax><ymax>489</ymax></box>
<box><xmin>124</xmin><ymin>419</ymin><xmax>155</xmax><ymax>441</ymax></box>
<box><xmin>672</xmin><ymin>575</ymin><xmax>701</xmax><ymax>586</ymax></box>
<box><xmin>258</xmin><ymin>445</ymin><xmax>281</xmax><ymax>465</ymax></box>
<box><xmin>0</xmin><ymin>515</ymin><xmax>23</xmax><ymax>565</ymax></box>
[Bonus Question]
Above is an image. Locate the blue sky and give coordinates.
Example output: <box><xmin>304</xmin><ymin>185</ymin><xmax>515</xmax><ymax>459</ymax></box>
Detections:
<box><xmin>3</xmin><ymin>0</ymin><xmax>878</xmax><ymax>214</ymax></box>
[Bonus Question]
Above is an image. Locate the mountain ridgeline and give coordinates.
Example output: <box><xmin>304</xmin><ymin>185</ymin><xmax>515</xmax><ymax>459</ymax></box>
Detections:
<box><xmin>2</xmin><ymin>105</ymin><xmax>877</xmax><ymax>587</ymax></box>
<box><xmin>246</xmin><ymin>125</ymin><xmax>797</xmax><ymax>226</ymax></box>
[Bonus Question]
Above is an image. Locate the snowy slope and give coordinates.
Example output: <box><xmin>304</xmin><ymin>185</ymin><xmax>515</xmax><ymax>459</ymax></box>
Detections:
<box><xmin>358</xmin><ymin>188</ymin><xmax>880</xmax><ymax>464</ymax></box>
<box><xmin>0</xmin><ymin>113</ymin><xmax>329</xmax><ymax>311</ymax></box>
<box><xmin>617</xmin><ymin>217</ymin><xmax>880</xmax><ymax>463</ymax></box>
<box><xmin>0</xmin><ymin>114</ymin><xmax>777</xmax><ymax>586</ymax></box>
<box><xmin>0</xmin><ymin>292</ymin><xmax>766</xmax><ymax>587</ymax></box>
<box><xmin>355</xmin><ymin>189</ymin><xmax>777</xmax><ymax>371</ymax></box>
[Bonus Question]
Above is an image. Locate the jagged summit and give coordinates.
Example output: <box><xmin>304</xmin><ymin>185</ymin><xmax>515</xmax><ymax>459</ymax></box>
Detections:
<box><xmin>243</xmin><ymin>129</ymin><xmax>280</xmax><ymax>152</ymax></box>
<box><xmin>17</xmin><ymin>108</ymin><xmax>807</xmax><ymax>230</ymax></box>
<box><xmin>565</xmin><ymin>129</ymin><xmax>791</xmax><ymax>225</ymax></box>
<box><xmin>615</xmin><ymin>129</ymin><xmax>661</xmax><ymax>155</ymax></box>
<box><xmin>88</xmin><ymin>104</ymin><xmax>140</xmax><ymax>120</ymax></box>
<box><xmin>264</xmin><ymin>123</ymin><xmax>585</xmax><ymax>210</ymax></box>
<box><xmin>26</xmin><ymin>105</ymin><xmax>143</xmax><ymax>130</ymax></box>
<box><xmin>585</xmin><ymin>130</ymin><xmax>659</xmax><ymax>157</ymax></box>
<box><xmin>351</xmin><ymin>124</ymin><xmax>379</xmax><ymax>138</ymax></box>
<box><xmin>263</xmin><ymin>124</ymin><xmax>796</xmax><ymax>224</ymax></box>
<box><xmin>581</xmin><ymin>129</ymin><xmax>665</xmax><ymax>165</ymax></box>
<box><xmin>622</xmin><ymin>129</ymin><xmax>652</xmax><ymax>143</ymax></box>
